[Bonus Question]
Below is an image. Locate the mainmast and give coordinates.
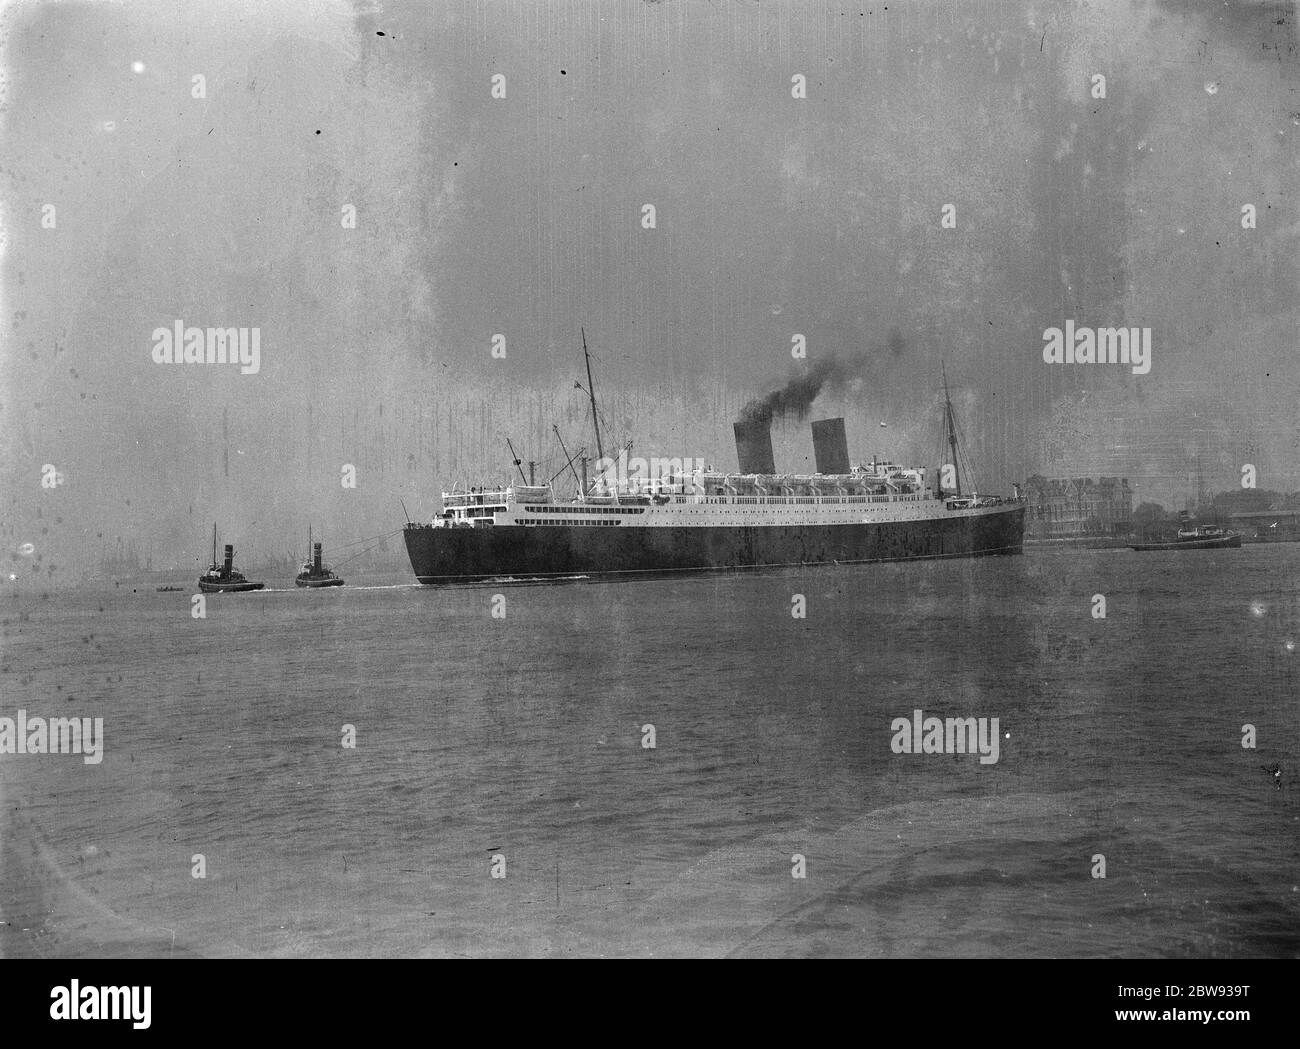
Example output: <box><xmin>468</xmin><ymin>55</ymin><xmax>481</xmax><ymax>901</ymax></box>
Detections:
<box><xmin>581</xmin><ymin>328</ymin><xmax>605</xmax><ymax>468</ymax></box>
<box><xmin>942</xmin><ymin>363</ymin><xmax>961</xmax><ymax>496</ymax></box>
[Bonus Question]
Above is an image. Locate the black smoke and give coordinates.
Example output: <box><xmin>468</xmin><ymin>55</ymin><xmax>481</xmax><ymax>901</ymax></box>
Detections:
<box><xmin>739</xmin><ymin>330</ymin><xmax>905</xmax><ymax>427</ymax></box>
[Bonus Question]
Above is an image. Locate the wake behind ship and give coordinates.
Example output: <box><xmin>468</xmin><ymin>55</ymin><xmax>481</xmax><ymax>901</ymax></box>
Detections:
<box><xmin>404</xmin><ymin>364</ymin><xmax>1025</xmax><ymax>585</ymax></box>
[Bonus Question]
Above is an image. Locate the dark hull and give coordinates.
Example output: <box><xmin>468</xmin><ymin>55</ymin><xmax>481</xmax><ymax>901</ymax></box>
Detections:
<box><xmin>197</xmin><ymin>579</ymin><xmax>265</xmax><ymax>593</ymax></box>
<box><xmin>295</xmin><ymin>576</ymin><xmax>345</xmax><ymax>588</ymax></box>
<box><xmin>1129</xmin><ymin>534</ymin><xmax>1241</xmax><ymax>551</ymax></box>
<box><xmin>404</xmin><ymin>505</ymin><xmax>1025</xmax><ymax>584</ymax></box>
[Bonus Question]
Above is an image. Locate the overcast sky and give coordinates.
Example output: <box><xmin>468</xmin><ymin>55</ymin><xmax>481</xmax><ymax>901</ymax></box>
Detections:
<box><xmin>2</xmin><ymin>0</ymin><xmax>1297</xmax><ymax>576</ymax></box>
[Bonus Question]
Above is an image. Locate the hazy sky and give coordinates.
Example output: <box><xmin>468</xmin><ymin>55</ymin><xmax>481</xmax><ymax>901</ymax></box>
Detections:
<box><xmin>2</xmin><ymin>0</ymin><xmax>1297</xmax><ymax>578</ymax></box>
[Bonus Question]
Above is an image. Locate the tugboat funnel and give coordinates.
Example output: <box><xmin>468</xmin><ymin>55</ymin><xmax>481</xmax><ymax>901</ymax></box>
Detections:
<box><xmin>222</xmin><ymin>544</ymin><xmax>234</xmax><ymax>574</ymax></box>
<box><xmin>313</xmin><ymin>542</ymin><xmax>322</xmax><ymax>572</ymax></box>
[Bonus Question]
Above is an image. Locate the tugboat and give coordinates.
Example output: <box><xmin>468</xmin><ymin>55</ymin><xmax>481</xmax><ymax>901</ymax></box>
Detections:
<box><xmin>295</xmin><ymin>528</ymin><xmax>345</xmax><ymax>588</ymax></box>
<box><xmin>198</xmin><ymin>525</ymin><xmax>265</xmax><ymax>592</ymax></box>
<box><xmin>1130</xmin><ymin>513</ymin><xmax>1241</xmax><ymax>551</ymax></box>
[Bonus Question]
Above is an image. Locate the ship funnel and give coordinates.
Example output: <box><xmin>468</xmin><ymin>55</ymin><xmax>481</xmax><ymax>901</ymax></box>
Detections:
<box><xmin>733</xmin><ymin>420</ymin><xmax>776</xmax><ymax>475</ymax></box>
<box><xmin>222</xmin><ymin>544</ymin><xmax>234</xmax><ymax>574</ymax></box>
<box><xmin>313</xmin><ymin>542</ymin><xmax>322</xmax><ymax>572</ymax></box>
<box><xmin>811</xmin><ymin>417</ymin><xmax>850</xmax><ymax>475</ymax></box>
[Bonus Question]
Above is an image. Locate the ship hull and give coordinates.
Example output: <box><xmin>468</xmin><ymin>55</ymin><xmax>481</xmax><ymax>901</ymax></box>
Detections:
<box><xmin>295</xmin><ymin>576</ymin><xmax>345</xmax><ymax>588</ymax></box>
<box><xmin>404</xmin><ymin>505</ymin><xmax>1025</xmax><ymax>584</ymax></box>
<box><xmin>197</xmin><ymin>579</ymin><xmax>265</xmax><ymax>593</ymax></box>
<box><xmin>1129</xmin><ymin>533</ymin><xmax>1241</xmax><ymax>551</ymax></box>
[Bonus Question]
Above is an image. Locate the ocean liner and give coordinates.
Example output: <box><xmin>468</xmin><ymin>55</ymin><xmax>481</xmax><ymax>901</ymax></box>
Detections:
<box><xmin>404</xmin><ymin>353</ymin><xmax>1025</xmax><ymax>585</ymax></box>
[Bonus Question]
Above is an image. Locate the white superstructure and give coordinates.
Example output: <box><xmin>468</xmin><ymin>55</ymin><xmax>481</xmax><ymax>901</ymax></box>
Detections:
<box><xmin>434</xmin><ymin>459</ymin><xmax>1015</xmax><ymax>530</ymax></box>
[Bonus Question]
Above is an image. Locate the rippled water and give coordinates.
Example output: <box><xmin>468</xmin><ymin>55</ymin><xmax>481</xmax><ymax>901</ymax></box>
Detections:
<box><xmin>2</xmin><ymin>547</ymin><xmax>1298</xmax><ymax>957</ymax></box>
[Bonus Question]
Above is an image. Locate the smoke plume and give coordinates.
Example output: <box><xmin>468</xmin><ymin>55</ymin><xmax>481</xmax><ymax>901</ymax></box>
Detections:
<box><xmin>739</xmin><ymin>356</ymin><xmax>852</xmax><ymax>426</ymax></box>
<box><xmin>740</xmin><ymin>331</ymin><xmax>905</xmax><ymax>426</ymax></box>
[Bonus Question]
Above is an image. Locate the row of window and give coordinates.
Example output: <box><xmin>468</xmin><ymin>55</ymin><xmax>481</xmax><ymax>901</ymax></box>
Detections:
<box><xmin>519</xmin><ymin>518</ymin><xmax>622</xmax><ymax>526</ymax></box>
<box><xmin>675</xmin><ymin>506</ymin><xmax>924</xmax><ymax>514</ymax></box>
<box><xmin>517</xmin><ymin>506</ymin><xmax>929</xmax><ymax>524</ymax></box>
<box><xmin>730</xmin><ymin>495</ymin><xmax>891</xmax><ymax>503</ymax></box>
<box><xmin>700</xmin><ymin>495</ymin><xmax>921</xmax><ymax>504</ymax></box>
<box><xmin>518</xmin><ymin>498</ymin><xmax>923</xmax><ymax>512</ymax></box>
<box><xmin>522</xmin><ymin>506</ymin><xmax>645</xmax><ymax>515</ymax></box>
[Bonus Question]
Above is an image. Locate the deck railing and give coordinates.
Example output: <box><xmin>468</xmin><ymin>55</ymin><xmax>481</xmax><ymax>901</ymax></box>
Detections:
<box><xmin>669</xmin><ymin>493</ymin><xmax>928</xmax><ymax>506</ymax></box>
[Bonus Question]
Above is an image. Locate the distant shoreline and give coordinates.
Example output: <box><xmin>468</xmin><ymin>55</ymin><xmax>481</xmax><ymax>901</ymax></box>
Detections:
<box><xmin>1026</xmin><ymin>534</ymin><xmax>1299</xmax><ymax>548</ymax></box>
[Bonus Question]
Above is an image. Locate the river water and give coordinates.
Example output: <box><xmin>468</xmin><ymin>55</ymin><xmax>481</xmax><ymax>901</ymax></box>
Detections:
<box><xmin>2</xmin><ymin>546</ymin><xmax>1297</xmax><ymax>957</ymax></box>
